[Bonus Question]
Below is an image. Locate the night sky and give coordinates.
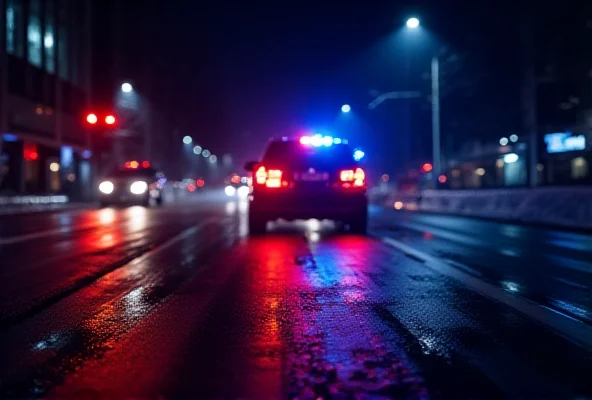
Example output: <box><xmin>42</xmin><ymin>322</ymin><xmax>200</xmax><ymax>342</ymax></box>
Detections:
<box><xmin>93</xmin><ymin>0</ymin><xmax>564</xmax><ymax>177</ymax></box>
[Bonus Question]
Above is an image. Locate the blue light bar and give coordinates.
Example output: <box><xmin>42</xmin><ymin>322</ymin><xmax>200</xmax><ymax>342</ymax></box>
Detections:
<box><xmin>311</xmin><ymin>134</ymin><xmax>323</xmax><ymax>147</ymax></box>
<box><xmin>2</xmin><ymin>133</ymin><xmax>18</xmax><ymax>142</ymax></box>
<box><xmin>353</xmin><ymin>148</ymin><xmax>365</xmax><ymax>161</ymax></box>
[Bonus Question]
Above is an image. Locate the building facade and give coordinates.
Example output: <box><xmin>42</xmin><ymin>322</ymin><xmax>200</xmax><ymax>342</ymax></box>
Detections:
<box><xmin>0</xmin><ymin>0</ymin><xmax>92</xmax><ymax>198</ymax></box>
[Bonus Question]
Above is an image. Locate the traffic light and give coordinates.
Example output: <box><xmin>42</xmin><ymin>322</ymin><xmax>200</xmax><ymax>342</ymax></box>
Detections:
<box><xmin>86</xmin><ymin>113</ymin><xmax>98</xmax><ymax>124</ymax></box>
<box><xmin>85</xmin><ymin>112</ymin><xmax>117</xmax><ymax>126</ymax></box>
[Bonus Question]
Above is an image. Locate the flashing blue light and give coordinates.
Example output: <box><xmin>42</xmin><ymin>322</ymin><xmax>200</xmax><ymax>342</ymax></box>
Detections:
<box><xmin>353</xmin><ymin>148</ymin><xmax>365</xmax><ymax>161</ymax></box>
<box><xmin>2</xmin><ymin>133</ymin><xmax>18</xmax><ymax>142</ymax></box>
<box><xmin>333</xmin><ymin>138</ymin><xmax>342</xmax><ymax>144</ymax></box>
<box><xmin>322</xmin><ymin>136</ymin><xmax>333</xmax><ymax>146</ymax></box>
<box><xmin>311</xmin><ymin>134</ymin><xmax>323</xmax><ymax>147</ymax></box>
<box><xmin>82</xmin><ymin>150</ymin><xmax>92</xmax><ymax>159</ymax></box>
<box><xmin>341</xmin><ymin>104</ymin><xmax>351</xmax><ymax>113</ymax></box>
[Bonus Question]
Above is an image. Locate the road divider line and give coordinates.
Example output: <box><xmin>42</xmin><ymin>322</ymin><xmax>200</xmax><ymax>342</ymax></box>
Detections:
<box><xmin>442</xmin><ymin>258</ymin><xmax>483</xmax><ymax>277</ymax></box>
<box><xmin>553</xmin><ymin>277</ymin><xmax>590</xmax><ymax>290</ymax></box>
<box><xmin>0</xmin><ymin>218</ymin><xmax>220</xmax><ymax>328</ymax></box>
<box><xmin>380</xmin><ymin>236</ymin><xmax>592</xmax><ymax>351</ymax></box>
<box><xmin>0</xmin><ymin>226</ymin><xmax>78</xmax><ymax>245</ymax></box>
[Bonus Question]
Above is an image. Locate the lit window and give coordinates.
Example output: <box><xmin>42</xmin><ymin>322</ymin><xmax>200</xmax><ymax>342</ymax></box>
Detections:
<box><xmin>6</xmin><ymin>0</ymin><xmax>24</xmax><ymax>57</ymax></box>
<box><xmin>27</xmin><ymin>0</ymin><xmax>42</xmax><ymax>67</ymax></box>
<box><xmin>571</xmin><ymin>157</ymin><xmax>588</xmax><ymax>179</ymax></box>
<box><xmin>44</xmin><ymin>0</ymin><xmax>56</xmax><ymax>73</ymax></box>
<box><xmin>58</xmin><ymin>23</ymin><xmax>68</xmax><ymax>80</ymax></box>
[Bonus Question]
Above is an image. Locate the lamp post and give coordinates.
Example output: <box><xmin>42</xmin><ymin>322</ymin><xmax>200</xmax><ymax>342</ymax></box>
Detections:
<box><xmin>405</xmin><ymin>17</ymin><xmax>441</xmax><ymax>187</ymax></box>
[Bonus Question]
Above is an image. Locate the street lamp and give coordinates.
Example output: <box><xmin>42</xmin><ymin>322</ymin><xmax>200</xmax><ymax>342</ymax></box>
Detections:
<box><xmin>341</xmin><ymin>104</ymin><xmax>351</xmax><ymax>113</ymax></box>
<box><xmin>406</xmin><ymin>17</ymin><xmax>420</xmax><ymax>29</ymax></box>
<box><xmin>121</xmin><ymin>83</ymin><xmax>133</xmax><ymax>93</ymax></box>
<box><xmin>405</xmin><ymin>17</ymin><xmax>441</xmax><ymax>188</ymax></box>
<box><xmin>183</xmin><ymin>135</ymin><xmax>192</xmax><ymax>144</ymax></box>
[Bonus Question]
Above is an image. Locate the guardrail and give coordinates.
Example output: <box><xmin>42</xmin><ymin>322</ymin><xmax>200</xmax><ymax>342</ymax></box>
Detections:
<box><xmin>383</xmin><ymin>187</ymin><xmax>592</xmax><ymax>230</ymax></box>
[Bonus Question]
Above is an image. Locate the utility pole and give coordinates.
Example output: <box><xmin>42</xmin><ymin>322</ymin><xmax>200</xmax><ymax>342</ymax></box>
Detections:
<box><xmin>431</xmin><ymin>56</ymin><xmax>441</xmax><ymax>187</ymax></box>
<box><xmin>521</xmin><ymin>10</ymin><xmax>538</xmax><ymax>187</ymax></box>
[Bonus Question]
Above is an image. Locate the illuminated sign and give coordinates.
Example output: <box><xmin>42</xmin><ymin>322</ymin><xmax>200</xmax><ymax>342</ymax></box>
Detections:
<box><xmin>544</xmin><ymin>132</ymin><xmax>586</xmax><ymax>153</ymax></box>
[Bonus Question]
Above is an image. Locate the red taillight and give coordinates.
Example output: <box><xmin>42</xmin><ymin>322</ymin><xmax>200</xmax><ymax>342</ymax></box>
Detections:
<box><xmin>255</xmin><ymin>166</ymin><xmax>284</xmax><ymax>188</ymax></box>
<box><xmin>340</xmin><ymin>167</ymin><xmax>365</xmax><ymax>187</ymax></box>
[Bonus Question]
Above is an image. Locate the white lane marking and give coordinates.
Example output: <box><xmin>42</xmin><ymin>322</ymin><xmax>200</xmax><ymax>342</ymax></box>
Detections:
<box><xmin>546</xmin><ymin>254</ymin><xmax>592</xmax><ymax>274</ymax></box>
<box><xmin>553</xmin><ymin>277</ymin><xmax>590</xmax><ymax>291</ymax></box>
<box><xmin>442</xmin><ymin>258</ymin><xmax>483</xmax><ymax>277</ymax></box>
<box><xmin>381</xmin><ymin>236</ymin><xmax>592</xmax><ymax>350</ymax></box>
<box><xmin>398</xmin><ymin>221</ymin><xmax>522</xmax><ymax>258</ymax></box>
<box><xmin>0</xmin><ymin>226</ymin><xmax>79</xmax><ymax>245</ymax></box>
<box><xmin>127</xmin><ymin>217</ymin><xmax>219</xmax><ymax>267</ymax></box>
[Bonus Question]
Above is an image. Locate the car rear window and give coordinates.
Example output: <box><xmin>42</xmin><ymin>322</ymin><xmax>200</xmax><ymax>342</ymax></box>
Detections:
<box><xmin>107</xmin><ymin>168</ymin><xmax>157</xmax><ymax>178</ymax></box>
<box><xmin>262</xmin><ymin>141</ymin><xmax>354</xmax><ymax>168</ymax></box>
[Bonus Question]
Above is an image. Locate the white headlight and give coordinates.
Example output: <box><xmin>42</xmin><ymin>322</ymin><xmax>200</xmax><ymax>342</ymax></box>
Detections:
<box><xmin>99</xmin><ymin>181</ymin><xmax>114</xmax><ymax>194</ymax></box>
<box><xmin>225</xmin><ymin>185</ymin><xmax>236</xmax><ymax>197</ymax></box>
<box><xmin>237</xmin><ymin>185</ymin><xmax>249</xmax><ymax>198</ymax></box>
<box><xmin>130</xmin><ymin>181</ymin><xmax>148</xmax><ymax>195</ymax></box>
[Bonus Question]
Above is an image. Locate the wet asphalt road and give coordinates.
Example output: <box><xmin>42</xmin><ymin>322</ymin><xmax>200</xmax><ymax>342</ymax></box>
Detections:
<box><xmin>0</xmin><ymin>194</ymin><xmax>591</xmax><ymax>399</ymax></box>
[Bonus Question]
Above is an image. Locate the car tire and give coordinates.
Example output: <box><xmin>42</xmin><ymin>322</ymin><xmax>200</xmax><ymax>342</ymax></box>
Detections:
<box><xmin>248</xmin><ymin>212</ymin><xmax>267</xmax><ymax>235</ymax></box>
<box><xmin>348</xmin><ymin>211</ymin><xmax>368</xmax><ymax>234</ymax></box>
<box><xmin>156</xmin><ymin>196</ymin><xmax>163</xmax><ymax>206</ymax></box>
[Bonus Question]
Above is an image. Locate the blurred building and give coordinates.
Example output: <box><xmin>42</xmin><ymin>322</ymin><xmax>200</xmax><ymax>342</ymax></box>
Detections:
<box><xmin>0</xmin><ymin>0</ymin><xmax>92</xmax><ymax>198</ymax></box>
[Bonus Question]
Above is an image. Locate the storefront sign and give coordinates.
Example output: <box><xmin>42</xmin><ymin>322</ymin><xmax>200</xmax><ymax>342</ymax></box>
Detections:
<box><xmin>544</xmin><ymin>132</ymin><xmax>586</xmax><ymax>153</ymax></box>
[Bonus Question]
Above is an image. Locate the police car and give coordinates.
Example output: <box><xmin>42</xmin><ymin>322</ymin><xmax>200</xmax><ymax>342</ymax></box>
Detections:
<box><xmin>244</xmin><ymin>135</ymin><xmax>367</xmax><ymax>234</ymax></box>
<box><xmin>98</xmin><ymin>161</ymin><xmax>166</xmax><ymax>207</ymax></box>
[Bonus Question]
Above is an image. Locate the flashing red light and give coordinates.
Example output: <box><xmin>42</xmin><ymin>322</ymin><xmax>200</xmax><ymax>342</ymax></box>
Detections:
<box><xmin>142</xmin><ymin>161</ymin><xmax>151</xmax><ymax>168</ymax></box>
<box><xmin>86</xmin><ymin>113</ymin><xmax>98</xmax><ymax>124</ymax></box>
<box><xmin>196</xmin><ymin>179</ymin><xmax>205</xmax><ymax>188</ymax></box>
<box><xmin>105</xmin><ymin>115</ymin><xmax>116</xmax><ymax>125</ymax></box>
<box><xmin>129</xmin><ymin>160</ymin><xmax>139</xmax><ymax>169</ymax></box>
<box><xmin>187</xmin><ymin>184</ymin><xmax>196</xmax><ymax>192</ymax></box>
<box><xmin>421</xmin><ymin>163</ymin><xmax>433</xmax><ymax>173</ymax></box>
<box><xmin>300</xmin><ymin>136</ymin><xmax>311</xmax><ymax>145</ymax></box>
<box><xmin>438</xmin><ymin>174</ymin><xmax>447</xmax><ymax>184</ymax></box>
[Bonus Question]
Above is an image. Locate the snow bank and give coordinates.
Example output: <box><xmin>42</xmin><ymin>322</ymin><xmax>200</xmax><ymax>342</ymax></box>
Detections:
<box><xmin>387</xmin><ymin>188</ymin><xmax>592</xmax><ymax>230</ymax></box>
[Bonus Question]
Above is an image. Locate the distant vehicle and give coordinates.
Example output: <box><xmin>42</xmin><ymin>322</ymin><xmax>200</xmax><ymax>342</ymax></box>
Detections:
<box><xmin>244</xmin><ymin>135</ymin><xmax>367</xmax><ymax>234</ymax></box>
<box><xmin>98</xmin><ymin>161</ymin><xmax>166</xmax><ymax>207</ymax></box>
<box><xmin>224</xmin><ymin>173</ymin><xmax>250</xmax><ymax>198</ymax></box>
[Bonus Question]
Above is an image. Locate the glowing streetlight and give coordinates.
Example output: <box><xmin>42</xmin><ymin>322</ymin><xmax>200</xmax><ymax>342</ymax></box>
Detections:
<box><xmin>406</xmin><ymin>17</ymin><xmax>420</xmax><ymax>29</ymax></box>
<box><xmin>341</xmin><ymin>104</ymin><xmax>351</xmax><ymax>113</ymax></box>
<box><xmin>121</xmin><ymin>83</ymin><xmax>133</xmax><ymax>93</ymax></box>
<box><xmin>183</xmin><ymin>136</ymin><xmax>192</xmax><ymax>144</ymax></box>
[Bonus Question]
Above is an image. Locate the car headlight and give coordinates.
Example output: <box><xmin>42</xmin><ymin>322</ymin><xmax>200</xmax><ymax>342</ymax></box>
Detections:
<box><xmin>237</xmin><ymin>185</ymin><xmax>249</xmax><ymax>198</ymax></box>
<box><xmin>225</xmin><ymin>185</ymin><xmax>236</xmax><ymax>197</ymax></box>
<box><xmin>99</xmin><ymin>181</ymin><xmax>114</xmax><ymax>194</ymax></box>
<box><xmin>130</xmin><ymin>181</ymin><xmax>148</xmax><ymax>195</ymax></box>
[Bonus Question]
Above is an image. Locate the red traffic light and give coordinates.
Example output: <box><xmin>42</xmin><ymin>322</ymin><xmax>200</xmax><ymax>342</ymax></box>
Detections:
<box><xmin>86</xmin><ymin>113</ymin><xmax>98</xmax><ymax>124</ymax></box>
<box><xmin>105</xmin><ymin>115</ymin><xmax>116</xmax><ymax>125</ymax></box>
<box><xmin>421</xmin><ymin>163</ymin><xmax>433</xmax><ymax>173</ymax></box>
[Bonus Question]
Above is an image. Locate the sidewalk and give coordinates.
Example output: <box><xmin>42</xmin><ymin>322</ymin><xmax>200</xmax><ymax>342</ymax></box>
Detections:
<box><xmin>0</xmin><ymin>195</ymin><xmax>93</xmax><ymax>216</ymax></box>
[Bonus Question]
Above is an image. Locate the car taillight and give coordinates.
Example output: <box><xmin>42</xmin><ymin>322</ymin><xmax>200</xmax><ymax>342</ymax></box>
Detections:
<box><xmin>255</xmin><ymin>166</ymin><xmax>284</xmax><ymax>188</ymax></box>
<box><xmin>340</xmin><ymin>167</ymin><xmax>365</xmax><ymax>187</ymax></box>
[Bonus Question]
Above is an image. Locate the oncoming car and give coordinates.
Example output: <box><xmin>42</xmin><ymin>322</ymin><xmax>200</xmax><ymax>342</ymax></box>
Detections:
<box><xmin>244</xmin><ymin>136</ymin><xmax>367</xmax><ymax>234</ymax></box>
<box><xmin>98</xmin><ymin>161</ymin><xmax>166</xmax><ymax>207</ymax></box>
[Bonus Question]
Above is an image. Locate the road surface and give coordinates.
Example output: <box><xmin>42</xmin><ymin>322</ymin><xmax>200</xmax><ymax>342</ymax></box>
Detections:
<box><xmin>0</xmin><ymin>194</ymin><xmax>590</xmax><ymax>399</ymax></box>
